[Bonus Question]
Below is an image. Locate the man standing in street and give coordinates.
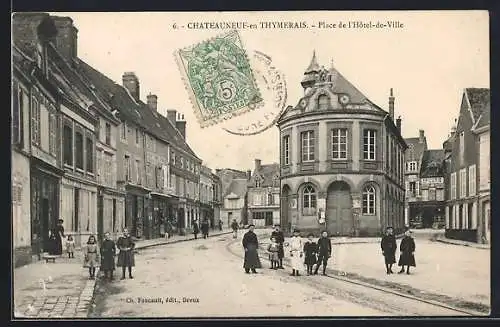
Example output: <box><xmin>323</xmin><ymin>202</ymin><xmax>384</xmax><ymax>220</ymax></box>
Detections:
<box><xmin>314</xmin><ymin>230</ymin><xmax>332</xmax><ymax>276</ymax></box>
<box><xmin>201</xmin><ymin>219</ymin><xmax>210</xmax><ymax>239</ymax></box>
<box><xmin>242</xmin><ymin>224</ymin><xmax>262</xmax><ymax>274</ymax></box>
<box><xmin>270</xmin><ymin>224</ymin><xmax>285</xmax><ymax>269</ymax></box>
<box><xmin>381</xmin><ymin>226</ymin><xmax>397</xmax><ymax>274</ymax></box>
<box><xmin>193</xmin><ymin>220</ymin><xmax>200</xmax><ymax>239</ymax></box>
<box><xmin>231</xmin><ymin>219</ymin><xmax>239</xmax><ymax>239</ymax></box>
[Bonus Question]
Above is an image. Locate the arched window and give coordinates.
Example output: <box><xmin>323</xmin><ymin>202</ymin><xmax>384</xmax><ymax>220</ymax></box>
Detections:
<box><xmin>362</xmin><ymin>185</ymin><xmax>376</xmax><ymax>215</ymax></box>
<box><xmin>318</xmin><ymin>94</ymin><xmax>329</xmax><ymax>110</ymax></box>
<box><xmin>302</xmin><ymin>184</ymin><xmax>317</xmax><ymax>215</ymax></box>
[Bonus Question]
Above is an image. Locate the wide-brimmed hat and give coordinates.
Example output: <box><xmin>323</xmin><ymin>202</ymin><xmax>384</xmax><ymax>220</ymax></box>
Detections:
<box><xmin>307</xmin><ymin>232</ymin><xmax>315</xmax><ymax>237</ymax></box>
<box><xmin>248</xmin><ymin>224</ymin><xmax>255</xmax><ymax>227</ymax></box>
<box><xmin>293</xmin><ymin>229</ymin><xmax>300</xmax><ymax>233</ymax></box>
<box><xmin>386</xmin><ymin>226</ymin><xmax>393</xmax><ymax>230</ymax></box>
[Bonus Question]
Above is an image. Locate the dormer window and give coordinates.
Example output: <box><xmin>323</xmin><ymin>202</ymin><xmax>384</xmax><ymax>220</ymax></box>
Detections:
<box><xmin>255</xmin><ymin>179</ymin><xmax>261</xmax><ymax>188</ymax></box>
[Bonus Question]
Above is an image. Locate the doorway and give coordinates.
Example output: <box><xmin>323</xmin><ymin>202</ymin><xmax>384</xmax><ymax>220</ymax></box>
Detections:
<box><xmin>326</xmin><ymin>181</ymin><xmax>353</xmax><ymax>236</ymax></box>
<box><xmin>41</xmin><ymin>198</ymin><xmax>50</xmax><ymax>252</ymax></box>
<box><xmin>483</xmin><ymin>201</ymin><xmax>490</xmax><ymax>243</ymax></box>
<box><xmin>97</xmin><ymin>195</ymin><xmax>104</xmax><ymax>243</ymax></box>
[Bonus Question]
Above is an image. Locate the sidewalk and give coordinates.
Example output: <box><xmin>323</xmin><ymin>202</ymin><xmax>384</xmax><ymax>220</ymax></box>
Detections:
<box><xmin>13</xmin><ymin>229</ymin><xmax>232</xmax><ymax>319</ymax></box>
<box><xmin>260</xmin><ymin>233</ymin><xmax>490</xmax><ymax>313</ymax></box>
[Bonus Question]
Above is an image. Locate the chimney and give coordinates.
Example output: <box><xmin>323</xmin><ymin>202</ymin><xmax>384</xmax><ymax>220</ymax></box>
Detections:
<box><xmin>388</xmin><ymin>88</ymin><xmax>395</xmax><ymax>120</ymax></box>
<box><xmin>166</xmin><ymin>109</ymin><xmax>177</xmax><ymax>124</ymax></box>
<box><xmin>51</xmin><ymin>16</ymin><xmax>78</xmax><ymax>60</ymax></box>
<box><xmin>12</xmin><ymin>13</ymin><xmax>52</xmax><ymax>50</ymax></box>
<box><xmin>450</xmin><ymin>118</ymin><xmax>457</xmax><ymax>136</ymax></box>
<box><xmin>254</xmin><ymin>159</ymin><xmax>261</xmax><ymax>171</ymax></box>
<box><xmin>396</xmin><ymin>116</ymin><xmax>401</xmax><ymax>132</ymax></box>
<box><xmin>246</xmin><ymin>170</ymin><xmax>252</xmax><ymax>180</ymax></box>
<box><xmin>419</xmin><ymin>129</ymin><xmax>425</xmax><ymax>143</ymax></box>
<box><xmin>146</xmin><ymin>93</ymin><xmax>158</xmax><ymax>111</ymax></box>
<box><xmin>175</xmin><ymin>112</ymin><xmax>186</xmax><ymax>140</ymax></box>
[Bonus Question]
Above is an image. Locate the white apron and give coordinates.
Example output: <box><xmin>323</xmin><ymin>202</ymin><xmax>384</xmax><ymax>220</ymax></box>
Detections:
<box><xmin>289</xmin><ymin>236</ymin><xmax>304</xmax><ymax>271</ymax></box>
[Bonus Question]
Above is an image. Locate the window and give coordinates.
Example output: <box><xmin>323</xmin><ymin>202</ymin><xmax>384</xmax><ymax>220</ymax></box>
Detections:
<box><xmin>301</xmin><ymin>131</ymin><xmax>315</xmax><ymax>162</ymax></box>
<box><xmin>86</xmin><ymin>137</ymin><xmax>94</xmax><ymax>173</ymax></box>
<box><xmin>332</xmin><ymin>128</ymin><xmax>348</xmax><ymax>159</ymax></box>
<box><xmin>48</xmin><ymin>113</ymin><xmax>57</xmax><ymax>156</ymax></box>
<box><xmin>180</xmin><ymin>157</ymin><xmax>184</xmax><ymax>169</ymax></box>
<box><xmin>12</xmin><ymin>84</ymin><xmax>23</xmax><ymax>145</ymax></box>
<box><xmin>121</xmin><ymin>123</ymin><xmax>127</xmax><ymax>140</ymax></box>
<box><xmin>450</xmin><ymin>172</ymin><xmax>457</xmax><ymax>200</ymax></box>
<box><xmin>255</xmin><ymin>179</ymin><xmax>261</xmax><ymax>188</ymax></box>
<box><xmin>363</xmin><ymin>129</ymin><xmax>376</xmax><ymax>160</ymax></box>
<box><xmin>75</xmin><ymin>131</ymin><xmax>84</xmax><ymax>170</ymax></box>
<box><xmin>468</xmin><ymin>165</ymin><xmax>476</xmax><ymax>196</ymax></box>
<box><xmin>318</xmin><ymin>94</ymin><xmax>329</xmax><ymax>110</ymax></box>
<box><xmin>282</xmin><ymin>135</ymin><xmax>290</xmax><ymax>165</ymax></box>
<box><xmin>459</xmin><ymin>168</ymin><xmax>467</xmax><ymax>198</ymax></box>
<box><xmin>136</xmin><ymin>160</ymin><xmax>142</xmax><ymax>184</ymax></box>
<box><xmin>409</xmin><ymin>182</ymin><xmax>416</xmax><ymax>196</ymax></box>
<box><xmin>302</xmin><ymin>184</ymin><xmax>317</xmax><ymax>215</ymax></box>
<box><xmin>105</xmin><ymin>123</ymin><xmax>111</xmax><ymax>145</ymax></box>
<box><xmin>31</xmin><ymin>97</ymin><xmax>40</xmax><ymax>145</ymax></box>
<box><xmin>171</xmin><ymin>151</ymin><xmax>176</xmax><ymax>164</ymax></box>
<box><xmin>135</xmin><ymin>128</ymin><xmax>140</xmax><ymax>144</ymax></box>
<box><xmin>63</xmin><ymin>124</ymin><xmax>73</xmax><ymax>165</ymax></box>
<box><xmin>362</xmin><ymin>185</ymin><xmax>376</xmax><ymax>215</ymax></box>
<box><xmin>408</xmin><ymin>161</ymin><xmax>417</xmax><ymax>172</ymax></box>
<box><xmin>459</xmin><ymin>132</ymin><xmax>465</xmax><ymax>165</ymax></box>
<box><xmin>436</xmin><ymin>189</ymin><xmax>444</xmax><ymax>201</ymax></box>
<box><xmin>124</xmin><ymin>155</ymin><xmax>131</xmax><ymax>181</ymax></box>
<box><xmin>267</xmin><ymin>193</ymin><xmax>274</xmax><ymax>205</ymax></box>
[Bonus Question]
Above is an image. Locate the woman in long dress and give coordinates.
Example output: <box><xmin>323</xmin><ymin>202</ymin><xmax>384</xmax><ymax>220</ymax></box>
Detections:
<box><xmin>288</xmin><ymin>229</ymin><xmax>304</xmax><ymax>276</ymax></box>
<box><xmin>242</xmin><ymin>224</ymin><xmax>261</xmax><ymax>274</ymax></box>
<box><xmin>54</xmin><ymin>219</ymin><xmax>65</xmax><ymax>255</ymax></box>
<box><xmin>398</xmin><ymin>229</ymin><xmax>416</xmax><ymax>274</ymax></box>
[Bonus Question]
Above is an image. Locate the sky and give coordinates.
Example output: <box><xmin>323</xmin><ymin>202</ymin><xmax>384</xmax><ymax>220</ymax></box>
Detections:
<box><xmin>50</xmin><ymin>11</ymin><xmax>489</xmax><ymax>171</ymax></box>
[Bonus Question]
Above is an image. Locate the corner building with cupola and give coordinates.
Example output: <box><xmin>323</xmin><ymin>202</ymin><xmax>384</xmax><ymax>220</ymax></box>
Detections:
<box><xmin>277</xmin><ymin>52</ymin><xmax>407</xmax><ymax>237</ymax></box>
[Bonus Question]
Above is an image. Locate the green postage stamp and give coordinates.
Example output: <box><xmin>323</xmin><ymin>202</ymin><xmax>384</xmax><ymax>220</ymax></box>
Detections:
<box><xmin>176</xmin><ymin>30</ymin><xmax>263</xmax><ymax>128</ymax></box>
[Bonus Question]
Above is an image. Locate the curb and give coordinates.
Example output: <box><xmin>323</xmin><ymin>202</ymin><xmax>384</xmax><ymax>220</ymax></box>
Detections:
<box><xmin>134</xmin><ymin>231</ymin><xmax>233</xmax><ymax>250</ymax></box>
<box><xmin>74</xmin><ymin>268</ymin><xmax>99</xmax><ymax>318</ymax></box>
<box><xmin>433</xmin><ymin>238</ymin><xmax>490</xmax><ymax>250</ymax></box>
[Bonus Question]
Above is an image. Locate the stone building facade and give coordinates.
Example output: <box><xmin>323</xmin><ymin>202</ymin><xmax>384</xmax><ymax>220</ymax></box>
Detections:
<box><xmin>11</xmin><ymin>13</ymin><xmax>209</xmax><ymax>268</ymax></box>
<box><xmin>445</xmin><ymin>88</ymin><xmax>490</xmax><ymax>243</ymax></box>
<box><xmin>247</xmin><ymin>159</ymin><xmax>280</xmax><ymax>227</ymax></box>
<box><xmin>277</xmin><ymin>52</ymin><xmax>407</xmax><ymax>236</ymax></box>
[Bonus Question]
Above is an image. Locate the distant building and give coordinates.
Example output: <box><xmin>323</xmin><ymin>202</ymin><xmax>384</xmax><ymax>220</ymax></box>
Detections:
<box><xmin>403</xmin><ymin>131</ymin><xmax>446</xmax><ymax>229</ymax></box>
<box><xmin>210</xmin><ymin>172</ymin><xmax>223</xmax><ymax>227</ymax></box>
<box><xmin>277</xmin><ymin>52</ymin><xmax>407</xmax><ymax>236</ymax></box>
<box><xmin>247</xmin><ymin>159</ymin><xmax>280</xmax><ymax>227</ymax></box>
<box><xmin>445</xmin><ymin>88</ymin><xmax>490</xmax><ymax>243</ymax></box>
<box><xmin>221</xmin><ymin>179</ymin><xmax>248</xmax><ymax>227</ymax></box>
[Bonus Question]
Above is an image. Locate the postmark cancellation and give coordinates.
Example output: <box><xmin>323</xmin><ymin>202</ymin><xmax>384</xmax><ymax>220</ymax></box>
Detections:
<box><xmin>175</xmin><ymin>30</ymin><xmax>263</xmax><ymax>128</ymax></box>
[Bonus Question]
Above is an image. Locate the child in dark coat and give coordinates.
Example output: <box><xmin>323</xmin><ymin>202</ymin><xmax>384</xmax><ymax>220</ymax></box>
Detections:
<box><xmin>303</xmin><ymin>233</ymin><xmax>318</xmax><ymax>275</ymax></box>
<box><xmin>398</xmin><ymin>229</ymin><xmax>416</xmax><ymax>274</ymax></box>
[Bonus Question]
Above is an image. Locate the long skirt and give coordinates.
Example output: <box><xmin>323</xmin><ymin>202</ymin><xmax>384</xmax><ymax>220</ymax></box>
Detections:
<box><xmin>384</xmin><ymin>252</ymin><xmax>396</xmax><ymax>264</ymax></box>
<box><xmin>304</xmin><ymin>253</ymin><xmax>317</xmax><ymax>266</ymax></box>
<box><xmin>290</xmin><ymin>250</ymin><xmax>303</xmax><ymax>271</ymax></box>
<box><xmin>243</xmin><ymin>244</ymin><xmax>262</xmax><ymax>269</ymax></box>
<box><xmin>117</xmin><ymin>250</ymin><xmax>135</xmax><ymax>267</ymax></box>
<box><xmin>54</xmin><ymin>236</ymin><xmax>63</xmax><ymax>255</ymax></box>
<box><xmin>277</xmin><ymin>244</ymin><xmax>284</xmax><ymax>259</ymax></box>
<box><xmin>398</xmin><ymin>252</ymin><xmax>416</xmax><ymax>267</ymax></box>
<box><xmin>101</xmin><ymin>255</ymin><xmax>116</xmax><ymax>271</ymax></box>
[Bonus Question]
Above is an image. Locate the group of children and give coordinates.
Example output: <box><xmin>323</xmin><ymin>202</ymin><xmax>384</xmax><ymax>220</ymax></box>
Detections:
<box><xmin>60</xmin><ymin>230</ymin><xmax>136</xmax><ymax>280</ymax></box>
<box><xmin>267</xmin><ymin>230</ymin><xmax>332</xmax><ymax>276</ymax></box>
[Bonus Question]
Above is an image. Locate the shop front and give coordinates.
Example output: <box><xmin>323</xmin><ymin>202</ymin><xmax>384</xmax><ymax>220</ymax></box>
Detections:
<box><xmin>30</xmin><ymin>161</ymin><xmax>62</xmax><ymax>258</ymax></box>
<box><xmin>97</xmin><ymin>188</ymin><xmax>126</xmax><ymax>242</ymax></box>
<box><xmin>151</xmin><ymin>192</ymin><xmax>171</xmax><ymax>239</ymax></box>
<box><xmin>124</xmin><ymin>185</ymin><xmax>150</xmax><ymax>239</ymax></box>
